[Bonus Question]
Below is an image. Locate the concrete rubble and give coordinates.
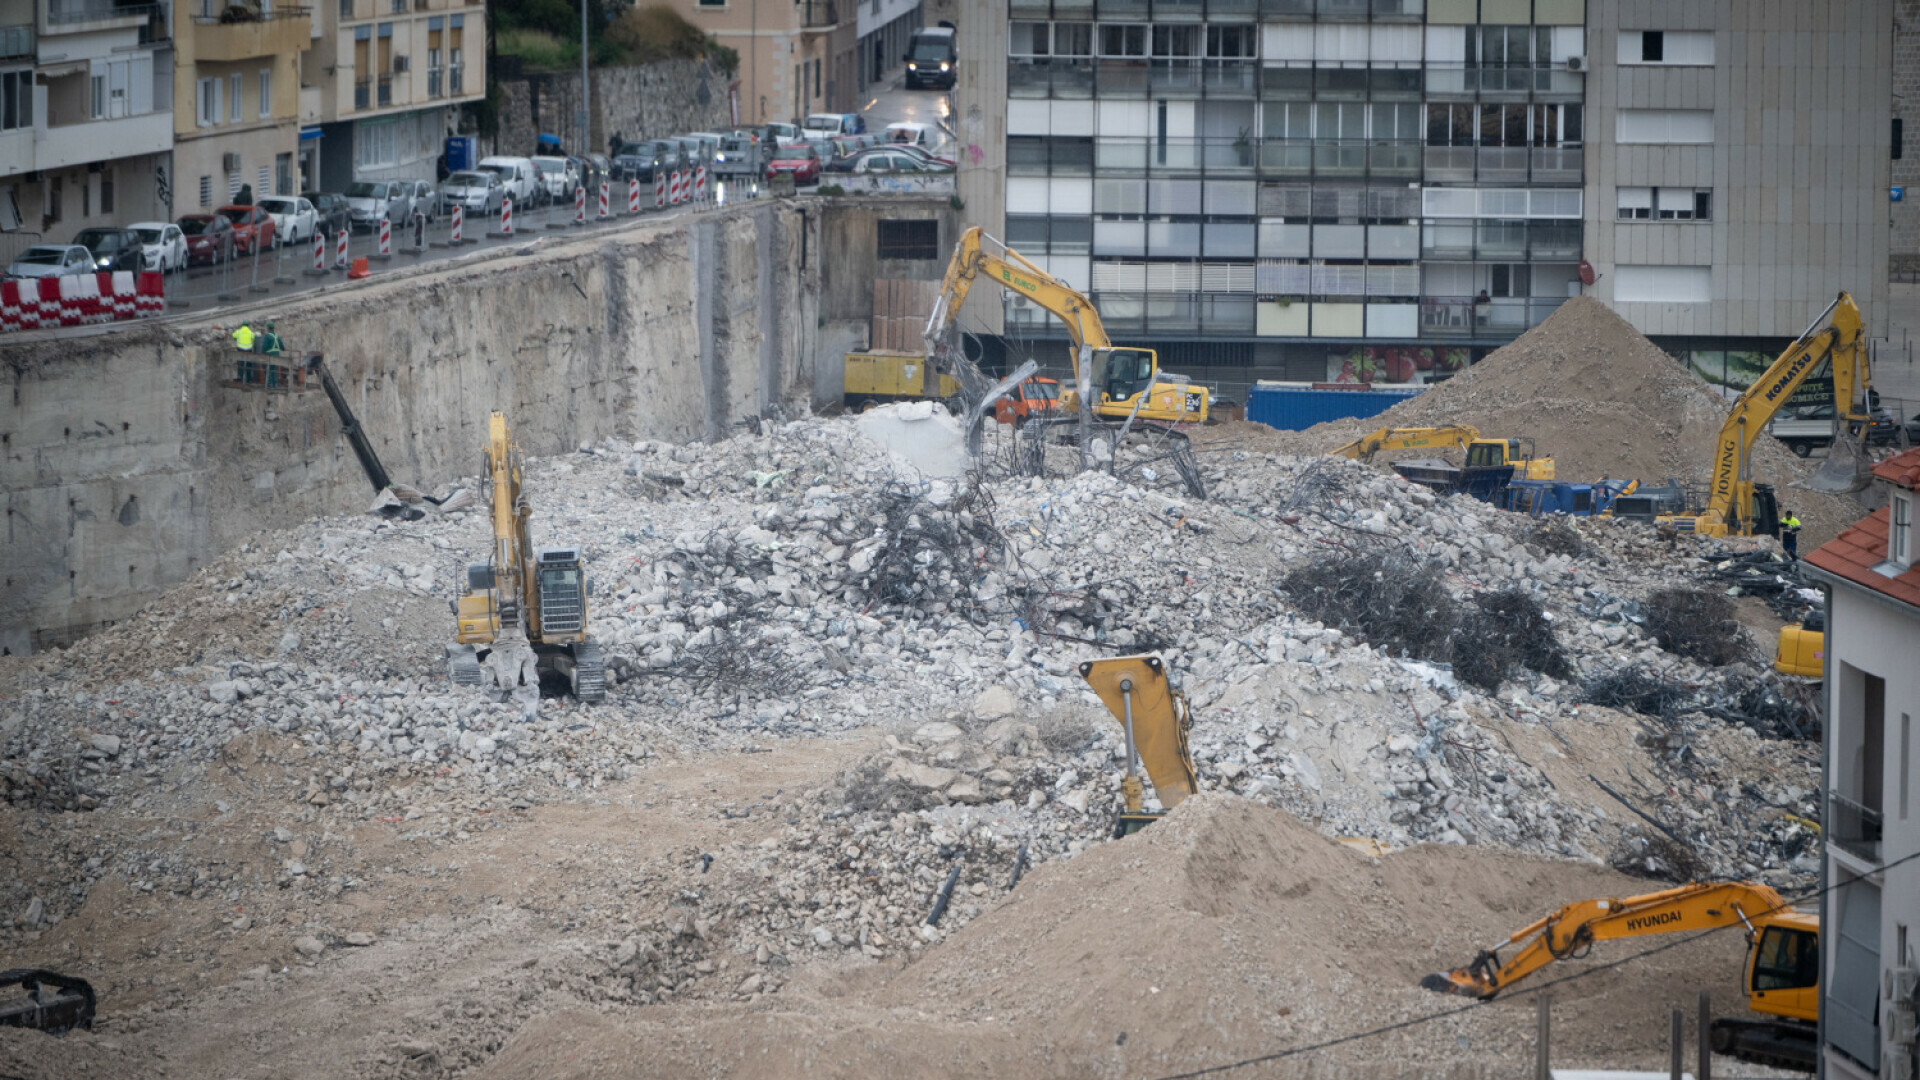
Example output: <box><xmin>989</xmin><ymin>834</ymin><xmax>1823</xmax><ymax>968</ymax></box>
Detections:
<box><xmin>0</xmin><ymin>409</ymin><xmax>1822</xmax><ymax>997</ymax></box>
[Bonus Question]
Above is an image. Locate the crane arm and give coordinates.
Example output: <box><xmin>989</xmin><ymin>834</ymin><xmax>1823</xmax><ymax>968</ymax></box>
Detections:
<box><xmin>1422</xmin><ymin>880</ymin><xmax>1796</xmax><ymax>999</ymax></box>
<box><xmin>1702</xmin><ymin>292</ymin><xmax>1865</xmax><ymax>527</ymax></box>
<box><xmin>924</xmin><ymin>226</ymin><xmax>1114</xmax><ymax>356</ymax></box>
<box><xmin>1330</xmin><ymin>425</ymin><xmax>1486</xmax><ymax>462</ymax></box>
<box><xmin>482</xmin><ymin>411</ymin><xmax>531</xmax><ymax>635</ymax></box>
<box><xmin>1077</xmin><ymin>655</ymin><xmax>1199</xmax><ymax>811</ymax></box>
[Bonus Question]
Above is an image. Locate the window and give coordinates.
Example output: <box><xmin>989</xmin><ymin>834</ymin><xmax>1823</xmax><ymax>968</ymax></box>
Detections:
<box><xmin>1616</xmin><ymin>187</ymin><xmax>1711</xmax><ymax>220</ymax></box>
<box><xmin>1749</xmin><ymin>927</ymin><xmax>1818</xmax><ymax>991</ymax></box>
<box><xmin>2</xmin><ymin>70</ymin><xmax>31</xmax><ymax>131</ymax></box>
<box><xmin>1151</xmin><ymin>25</ymin><xmax>1199</xmax><ymax>58</ymax></box>
<box><xmin>199</xmin><ymin>174</ymin><xmax>213</xmax><ymax>207</ymax></box>
<box><xmin>877</xmin><ymin>219</ymin><xmax>939</xmax><ymax>260</ymax></box>
<box><xmin>1616</xmin><ymin>109</ymin><xmax>1714</xmax><ymax>144</ymax></box>
<box><xmin>1489</xmin><ymin>264</ymin><xmax>1529</xmax><ymax>297</ymax></box>
<box><xmin>1614</xmin><ymin>265</ymin><xmax>1710</xmax><ymax>303</ymax></box>
<box><xmin>229</xmin><ymin>72</ymin><xmax>242</xmax><ymax>122</ymax></box>
<box><xmin>257</xmin><ymin>165</ymin><xmax>271</xmax><ymax>198</ymax></box>
<box><xmin>47</xmin><ymin>175</ymin><xmax>60</xmax><ymax>222</ymax></box>
<box><xmin>1466</xmin><ymin>25</ymin><xmax>1550</xmax><ymax>67</ymax></box>
<box><xmin>258</xmin><ymin>68</ymin><xmax>271</xmax><ymax>117</ymax></box>
<box><xmin>100</xmin><ymin>174</ymin><xmax>112</xmax><ymax>214</ymax></box>
<box><xmin>81</xmin><ymin>174</ymin><xmax>89</xmax><ymax>217</ymax></box>
<box><xmin>197</xmin><ymin>76</ymin><xmax>220</xmax><ymax>126</ymax></box>
<box><xmin>1426</xmin><ymin>103</ymin><xmax>1474</xmax><ymax>147</ymax></box>
<box><xmin>697</xmin><ymin>0</ymin><xmax>724</xmax><ymax>5</ymax></box>
<box><xmin>1893</xmin><ymin>492</ymin><xmax>1912</xmax><ymax>567</ymax></box>
<box><xmin>1620</xmin><ymin>30</ymin><xmax>1713</xmax><ymax>65</ymax></box>
<box><xmin>90</xmin><ymin>73</ymin><xmax>105</xmax><ymax>119</ymax></box>
<box><xmin>339</xmin><ymin>0</ymin><xmax>351</xmax><ymax>16</ymax></box>
<box><xmin>1206</xmin><ymin>25</ymin><xmax>1254</xmax><ymax>59</ymax></box>
<box><xmin>1099</xmin><ymin>24</ymin><xmax>1146</xmax><ymax>57</ymax></box>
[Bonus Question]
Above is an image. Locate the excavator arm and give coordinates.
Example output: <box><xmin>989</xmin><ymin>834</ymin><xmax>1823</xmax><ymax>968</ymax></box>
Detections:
<box><xmin>925</xmin><ymin>225</ymin><xmax>1115</xmax><ymax>355</ymax></box>
<box><xmin>1331</xmin><ymin>425</ymin><xmax>1486</xmax><ymax>461</ymax></box>
<box><xmin>1698</xmin><ymin>292</ymin><xmax>1871</xmax><ymax>530</ymax></box>
<box><xmin>1423</xmin><ymin>880</ymin><xmax>1798</xmax><ymax>999</ymax></box>
<box><xmin>1077</xmin><ymin>655</ymin><xmax>1199</xmax><ymax>834</ymax></box>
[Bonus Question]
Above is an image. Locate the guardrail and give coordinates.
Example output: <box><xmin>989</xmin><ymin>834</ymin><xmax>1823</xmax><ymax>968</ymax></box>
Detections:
<box><xmin>45</xmin><ymin>0</ymin><xmax>162</xmax><ymax>23</ymax></box>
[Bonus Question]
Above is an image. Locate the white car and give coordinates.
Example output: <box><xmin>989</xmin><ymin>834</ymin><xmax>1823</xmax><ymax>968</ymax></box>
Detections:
<box><xmin>256</xmin><ymin>197</ymin><xmax>318</xmax><ymax>246</ymax></box>
<box><xmin>884</xmin><ymin>122</ymin><xmax>944</xmax><ymax>156</ymax></box>
<box><xmin>5</xmin><ymin>244</ymin><xmax>94</xmax><ymax>279</ymax></box>
<box><xmin>128</xmin><ymin>221</ymin><xmax>188</xmax><ymax>272</ymax></box>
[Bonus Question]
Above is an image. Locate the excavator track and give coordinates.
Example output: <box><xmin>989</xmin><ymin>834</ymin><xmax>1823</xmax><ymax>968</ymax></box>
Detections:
<box><xmin>446</xmin><ymin>645</ymin><xmax>485</xmax><ymax>688</ymax></box>
<box><xmin>567</xmin><ymin>643</ymin><xmax>607</xmax><ymax>704</ymax></box>
<box><xmin>0</xmin><ymin>969</ymin><xmax>95</xmax><ymax>1034</ymax></box>
<box><xmin>1709</xmin><ymin>1019</ymin><xmax>1816</xmax><ymax>1073</ymax></box>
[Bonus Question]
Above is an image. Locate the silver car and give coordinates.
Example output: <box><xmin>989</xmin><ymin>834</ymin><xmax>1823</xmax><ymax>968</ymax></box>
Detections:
<box><xmin>6</xmin><ymin>244</ymin><xmax>95</xmax><ymax>279</ymax></box>
<box><xmin>439</xmin><ymin>170</ymin><xmax>506</xmax><ymax>217</ymax></box>
<box><xmin>344</xmin><ymin>180</ymin><xmax>410</xmax><ymax>230</ymax></box>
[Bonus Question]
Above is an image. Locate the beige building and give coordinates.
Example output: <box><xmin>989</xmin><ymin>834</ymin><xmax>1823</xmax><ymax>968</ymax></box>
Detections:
<box><xmin>171</xmin><ymin>0</ymin><xmax>306</xmax><ymax>207</ymax></box>
<box><xmin>302</xmin><ymin>0</ymin><xmax>483</xmax><ymax>189</ymax></box>
<box><xmin>0</xmin><ymin>0</ymin><xmax>173</xmax><ymax>254</ymax></box>
<box><xmin>678</xmin><ymin>0</ymin><xmax>856</xmax><ymax>124</ymax></box>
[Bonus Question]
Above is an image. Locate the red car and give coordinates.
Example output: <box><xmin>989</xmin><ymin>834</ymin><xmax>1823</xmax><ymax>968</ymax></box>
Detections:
<box><xmin>177</xmin><ymin>214</ymin><xmax>237</xmax><ymax>265</ymax></box>
<box><xmin>216</xmin><ymin>204</ymin><xmax>277</xmax><ymax>254</ymax></box>
<box><xmin>768</xmin><ymin>143</ymin><xmax>821</xmax><ymax>185</ymax></box>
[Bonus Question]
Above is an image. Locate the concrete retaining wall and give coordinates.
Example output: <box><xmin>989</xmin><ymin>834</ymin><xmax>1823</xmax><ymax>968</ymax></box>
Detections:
<box><xmin>0</xmin><ymin>202</ymin><xmax>817</xmax><ymax>654</ymax></box>
<box><xmin>493</xmin><ymin>59</ymin><xmax>733</xmax><ymax>160</ymax></box>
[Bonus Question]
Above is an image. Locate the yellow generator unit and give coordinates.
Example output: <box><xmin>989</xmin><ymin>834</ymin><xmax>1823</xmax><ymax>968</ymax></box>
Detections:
<box><xmin>843</xmin><ymin>351</ymin><xmax>960</xmax><ymax>409</ymax></box>
<box><xmin>1775</xmin><ymin>614</ymin><xmax>1825</xmax><ymax>679</ymax></box>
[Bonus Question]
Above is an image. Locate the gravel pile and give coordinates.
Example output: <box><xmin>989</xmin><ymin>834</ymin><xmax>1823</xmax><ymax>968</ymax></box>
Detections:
<box><xmin>1</xmin><ymin>409</ymin><xmax>1823</xmax><ymax>967</ymax></box>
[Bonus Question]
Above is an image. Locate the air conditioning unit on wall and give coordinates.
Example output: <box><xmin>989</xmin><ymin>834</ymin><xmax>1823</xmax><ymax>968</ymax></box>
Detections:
<box><xmin>222</xmin><ymin>152</ymin><xmax>241</xmax><ymax>172</ymax></box>
<box><xmin>394</xmin><ymin>55</ymin><xmax>409</xmax><ymax>72</ymax></box>
<box><xmin>1565</xmin><ymin>55</ymin><xmax>1586</xmax><ymax>71</ymax></box>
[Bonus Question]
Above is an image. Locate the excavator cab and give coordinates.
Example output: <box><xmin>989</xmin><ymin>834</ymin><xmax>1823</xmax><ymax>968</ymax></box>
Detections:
<box><xmin>1092</xmin><ymin>347</ymin><xmax>1159</xmax><ymax>404</ymax></box>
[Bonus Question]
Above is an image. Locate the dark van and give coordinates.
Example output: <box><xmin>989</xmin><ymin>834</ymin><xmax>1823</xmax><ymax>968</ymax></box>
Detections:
<box><xmin>905</xmin><ymin>27</ymin><xmax>957</xmax><ymax>89</ymax></box>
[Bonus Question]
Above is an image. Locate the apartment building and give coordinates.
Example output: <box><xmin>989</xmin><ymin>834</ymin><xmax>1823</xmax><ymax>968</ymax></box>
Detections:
<box><xmin>0</xmin><ymin>0</ymin><xmax>173</xmax><ymax>253</ymax></box>
<box><xmin>302</xmin><ymin>0</ymin><xmax>483</xmax><ymax>191</ymax></box>
<box><xmin>679</xmin><ymin>0</ymin><xmax>856</xmax><ymax>124</ymax></box>
<box><xmin>956</xmin><ymin>0</ymin><xmax>1892</xmax><ymax>394</ymax></box>
<box><xmin>170</xmin><ymin>0</ymin><xmax>306</xmax><ymax>208</ymax></box>
<box><xmin>1803</xmin><ymin>448</ymin><xmax>1920</xmax><ymax>1080</ymax></box>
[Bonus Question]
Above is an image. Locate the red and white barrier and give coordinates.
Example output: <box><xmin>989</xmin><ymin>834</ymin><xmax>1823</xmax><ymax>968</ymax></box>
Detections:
<box><xmin>334</xmin><ymin>227</ymin><xmax>350</xmax><ymax>270</ymax></box>
<box><xmin>670</xmin><ymin>171</ymin><xmax>683</xmax><ymax>205</ymax></box>
<box><xmin>574</xmin><ymin>186</ymin><xmax>587</xmax><ymax>225</ymax></box>
<box><xmin>598</xmin><ymin>181</ymin><xmax>611</xmax><ymax>221</ymax></box>
<box><xmin>311</xmin><ymin>232</ymin><xmax>325</xmax><ymax>271</ymax></box>
<box><xmin>451</xmin><ymin>205</ymin><xmax>465</xmax><ymax>243</ymax></box>
<box><xmin>377</xmin><ymin>215</ymin><xmax>392</xmax><ymax>257</ymax></box>
<box><xmin>628</xmin><ymin>178</ymin><xmax>641</xmax><ymax>214</ymax></box>
<box><xmin>0</xmin><ymin>272</ymin><xmax>164</xmax><ymax>333</ymax></box>
<box><xmin>695</xmin><ymin>166</ymin><xmax>709</xmax><ymax>204</ymax></box>
<box><xmin>499</xmin><ymin>198</ymin><xmax>514</xmax><ymax>236</ymax></box>
<box><xmin>654</xmin><ymin>174</ymin><xmax>666</xmax><ymax>209</ymax></box>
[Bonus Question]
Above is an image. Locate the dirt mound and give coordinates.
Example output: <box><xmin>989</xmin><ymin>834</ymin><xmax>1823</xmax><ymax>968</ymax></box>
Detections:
<box><xmin>1286</xmin><ymin>297</ymin><xmax>1867</xmax><ymax>546</ymax></box>
<box><xmin>470</xmin><ymin>796</ymin><xmax>1765</xmax><ymax>1080</ymax></box>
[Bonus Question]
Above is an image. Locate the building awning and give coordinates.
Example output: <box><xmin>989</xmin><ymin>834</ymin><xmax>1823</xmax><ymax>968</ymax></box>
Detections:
<box><xmin>300</xmin><ymin>126</ymin><xmax>323</xmax><ymax>142</ymax></box>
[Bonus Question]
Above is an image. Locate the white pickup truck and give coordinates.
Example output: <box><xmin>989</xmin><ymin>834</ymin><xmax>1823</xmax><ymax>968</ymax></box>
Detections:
<box><xmin>1769</xmin><ymin>401</ymin><xmax>1899</xmax><ymax>456</ymax></box>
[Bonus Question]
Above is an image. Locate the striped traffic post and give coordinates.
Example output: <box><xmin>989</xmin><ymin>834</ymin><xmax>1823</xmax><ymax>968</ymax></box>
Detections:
<box><xmin>334</xmin><ymin>227</ymin><xmax>349</xmax><ymax>271</ymax></box>
<box><xmin>695</xmin><ymin>165</ymin><xmax>709</xmax><ymax>206</ymax></box>
<box><xmin>304</xmin><ymin>231</ymin><xmax>327</xmax><ymax>276</ymax></box>
<box><xmin>489</xmin><ymin>197</ymin><xmax>513</xmax><ymax>238</ymax></box>
<box><xmin>573</xmin><ymin>186</ymin><xmax>587</xmax><ymax>226</ymax></box>
<box><xmin>654</xmin><ymin>174</ymin><xmax>665</xmax><ymax>209</ymax></box>
<box><xmin>450</xmin><ymin>204</ymin><xmax>465</xmax><ymax>245</ymax></box>
<box><xmin>597</xmin><ymin>180</ymin><xmax>611</xmax><ymax>221</ymax></box>
<box><xmin>375</xmin><ymin>214</ymin><xmax>392</xmax><ymax>260</ymax></box>
<box><xmin>628</xmin><ymin>178</ymin><xmax>640</xmax><ymax>214</ymax></box>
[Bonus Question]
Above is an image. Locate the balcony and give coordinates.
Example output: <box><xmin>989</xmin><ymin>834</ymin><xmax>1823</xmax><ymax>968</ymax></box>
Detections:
<box><xmin>1424</xmin><ymin>144</ymin><xmax>1585</xmax><ymax>185</ymax></box>
<box><xmin>1420</xmin><ymin>295</ymin><xmax>1566</xmax><ymax>337</ymax></box>
<box><xmin>0</xmin><ymin>22</ymin><xmax>33</xmax><ymax>59</ymax></box>
<box><xmin>189</xmin><ymin>7</ymin><xmax>310</xmax><ymax>62</ymax></box>
<box><xmin>1009</xmin><ymin>58</ymin><xmax>1096</xmax><ymax>99</ymax></box>
<box><xmin>43</xmin><ymin>0</ymin><xmax>164</xmax><ymax>32</ymax></box>
<box><xmin>377</xmin><ymin>72</ymin><xmax>392</xmax><ymax>106</ymax></box>
<box><xmin>1829</xmin><ymin>791</ymin><xmax>1883</xmax><ymax>863</ymax></box>
<box><xmin>800</xmin><ymin>0</ymin><xmax>838</xmax><ymax>28</ymax></box>
<box><xmin>33</xmin><ymin>109</ymin><xmax>171</xmax><ymax>171</ymax></box>
<box><xmin>354</xmin><ymin>76</ymin><xmax>370</xmax><ymax>110</ymax></box>
<box><xmin>427</xmin><ymin>66</ymin><xmax>441</xmax><ymax>97</ymax></box>
<box><xmin>448</xmin><ymin>63</ymin><xmax>463</xmax><ymax>95</ymax></box>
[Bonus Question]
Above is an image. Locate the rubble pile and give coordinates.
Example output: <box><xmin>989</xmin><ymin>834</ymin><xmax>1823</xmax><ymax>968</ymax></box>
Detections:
<box><xmin>2</xmin><ymin>409</ymin><xmax>1823</xmax><ymax>971</ymax></box>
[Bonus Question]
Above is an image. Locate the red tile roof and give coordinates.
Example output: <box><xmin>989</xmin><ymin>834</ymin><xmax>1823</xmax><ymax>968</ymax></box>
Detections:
<box><xmin>1805</xmin><ymin>496</ymin><xmax>1920</xmax><ymax>609</ymax></box>
<box><xmin>1873</xmin><ymin>447</ymin><xmax>1920</xmax><ymax>491</ymax></box>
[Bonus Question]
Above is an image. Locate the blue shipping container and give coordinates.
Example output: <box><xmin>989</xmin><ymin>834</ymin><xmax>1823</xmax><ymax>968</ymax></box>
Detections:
<box><xmin>1246</xmin><ymin>383</ymin><xmax>1425</xmax><ymax>431</ymax></box>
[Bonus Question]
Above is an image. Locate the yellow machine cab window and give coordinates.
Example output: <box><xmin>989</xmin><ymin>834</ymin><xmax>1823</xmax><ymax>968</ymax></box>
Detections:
<box><xmin>1751</xmin><ymin>926</ymin><xmax>1818</xmax><ymax>991</ymax></box>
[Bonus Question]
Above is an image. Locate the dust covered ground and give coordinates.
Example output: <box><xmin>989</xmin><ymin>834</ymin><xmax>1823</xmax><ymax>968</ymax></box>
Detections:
<box><xmin>0</xmin><ymin>393</ymin><xmax>1831</xmax><ymax>1078</ymax></box>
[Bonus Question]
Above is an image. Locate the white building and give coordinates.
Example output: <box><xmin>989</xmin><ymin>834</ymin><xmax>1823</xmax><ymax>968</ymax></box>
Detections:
<box><xmin>1803</xmin><ymin>446</ymin><xmax>1920</xmax><ymax>1080</ymax></box>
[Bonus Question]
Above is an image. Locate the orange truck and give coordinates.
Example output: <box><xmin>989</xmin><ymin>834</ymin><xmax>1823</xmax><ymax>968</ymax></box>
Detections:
<box><xmin>992</xmin><ymin>376</ymin><xmax>1062</xmax><ymax>426</ymax></box>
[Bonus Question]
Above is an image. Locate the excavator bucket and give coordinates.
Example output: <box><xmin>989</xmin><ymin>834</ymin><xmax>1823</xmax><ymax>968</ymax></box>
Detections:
<box><xmin>1805</xmin><ymin>432</ymin><xmax>1873</xmax><ymax>493</ymax></box>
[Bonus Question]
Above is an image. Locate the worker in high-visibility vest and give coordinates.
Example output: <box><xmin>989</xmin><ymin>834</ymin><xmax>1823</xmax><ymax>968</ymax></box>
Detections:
<box><xmin>231</xmin><ymin>322</ymin><xmax>255</xmax><ymax>351</ymax></box>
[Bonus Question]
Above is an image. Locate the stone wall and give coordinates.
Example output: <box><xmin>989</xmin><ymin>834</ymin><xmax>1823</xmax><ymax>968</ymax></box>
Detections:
<box><xmin>492</xmin><ymin>59</ymin><xmax>734</xmax><ymax>160</ymax></box>
<box><xmin>0</xmin><ymin>201</ymin><xmax>816</xmax><ymax>654</ymax></box>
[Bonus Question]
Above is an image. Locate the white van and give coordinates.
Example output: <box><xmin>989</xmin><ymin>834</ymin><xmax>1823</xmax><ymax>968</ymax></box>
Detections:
<box><xmin>476</xmin><ymin>156</ymin><xmax>539</xmax><ymax>209</ymax></box>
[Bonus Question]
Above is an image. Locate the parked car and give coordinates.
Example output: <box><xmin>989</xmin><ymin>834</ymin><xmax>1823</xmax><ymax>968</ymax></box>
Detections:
<box><xmin>216</xmin><ymin>204</ymin><xmax>277</xmax><ymax>254</ymax></box>
<box><xmin>401</xmin><ymin>179</ymin><xmax>437</xmax><ymax>222</ymax></box>
<box><xmin>303</xmin><ymin>191</ymin><xmax>352</xmax><ymax>238</ymax></box>
<box><xmin>177</xmin><ymin>214</ymin><xmax>238</xmax><ymax>265</ymax></box>
<box><xmin>904</xmin><ymin>26</ymin><xmax>957</xmax><ymax>90</ymax></box>
<box><xmin>72</xmin><ymin>227</ymin><xmax>149</xmax><ymax>271</ymax></box>
<box><xmin>532</xmin><ymin>155</ymin><xmax>579</xmax><ymax>204</ymax></box>
<box><xmin>128</xmin><ymin>221</ymin><xmax>188</xmax><ymax>272</ymax></box>
<box><xmin>843</xmin><ymin>149</ymin><xmax>953</xmax><ymax>175</ymax></box>
<box><xmin>802</xmin><ymin>112</ymin><xmax>865</xmax><ymax>140</ymax></box>
<box><xmin>5</xmin><ymin>244</ymin><xmax>95</xmax><ymax>279</ymax></box>
<box><xmin>344</xmin><ymin>180</ymin><xmax>411</xmax><ymax>230</ymax></box>
<box><xmin>474</xmin><ymin>156</ymin><xmax>538</xmax><ymax>209</ymax></box>
<box><xmin>764</xmin><ymin>121</ymin><xmax>804</xmax><ymax>147</ymax></box>
<box><xmin>1768</xmin><ymin>402</ymin><xmax>1899</xmax><ymax>456</ymax></box>
<box><xmin>615</xmin><ymin>140</ymin><xmax>677</xmax><ymax>183</ymax></box>
<box><xmin>768</xmin><ymin>142</ymin><xmax>822</xmax><ymax>185</ymax></box>
<box><xmin>670</xmin><ymin>136</ymin><xmax>709</xmax><ymax>174</ymax></box>
<box><xmin>827</xmin><ymin>144</ymin><xmax>957</xmax><ymax>174</ymax></box>
<box><xmin>579</xmin><ymin>153</ymin><xmax>613</xmax><ymax>196</ymax></box>
<box><xmin>257</xmin><ymin>196</ymin><xmax>318</xmax><ymax>246</ymax></box>
<box><xmin>438</xmin><ymin>170</ymin><xmax>507</xmax><ymax>218</ymax></box>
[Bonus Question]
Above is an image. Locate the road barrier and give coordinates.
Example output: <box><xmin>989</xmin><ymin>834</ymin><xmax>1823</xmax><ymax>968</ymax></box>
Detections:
<box><xmin>628</xmin><ymin>178</ymin><xmax>641</xmax><ymax>214</ymax></box>
<box><xmin>0</xmin><ymin>271</ymin><xmax>164</xmax><ymax>332</ymax></box>
<box><xmin>449</xmin><ymin>205</ymin><xmax>466</xmax><ymax>245</ymax></box>
<box><xmin>695</xmin><ymin>166</ymin><xmax>709</xmax><ymax>206</ymax></box>
<box><xmin>305</xmin><ymin>232</ymin><xmax>327</xmax><ymax>277</ymax></box>
<box><xmin>334</xmin><ymin>228</ymin><xmax>349</xmax><ymax>272</ymax></box>
<box><xmin>654</xmin><ymin>174</ymin><xmax>665</xmax><ymax>209</ymax></box>
<box><xmin>575</xmin><ymin>186</ymin><xmax>587</xmax><ymax>226</ymax></box>
<box><xmin>375</xmin><ymin>215</ymin><xmax>393</xmax><ymax>260</ymax></box>
<box><xmin>489</xmin><ymin>199</ymin><xmax>514</xmax><ymax>238</ymax></box>
<box><xmin>598</xmin><ymin>181</ymin><xmax>611</xmax><ymax>221</ymax></box>
<box><xmin>348</xmin><ymin>256</ymin><xmax>370</xmax><ymax>280</ymax></box>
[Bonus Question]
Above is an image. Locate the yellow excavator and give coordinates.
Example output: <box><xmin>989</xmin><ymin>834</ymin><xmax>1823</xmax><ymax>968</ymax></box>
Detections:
<box><xmin>1078</xmin><ymin>655</ymin><xmax>1200</xmax><ymax>836</ymax></box>
<box><xmin>1332</xmin><ymin>425</ymin><xmax>1556</xmax><ymax>490</ymax></box>
<box><xmin>926</xmin><ymin>226</ymin><xmax>1209</xmax><ymax>427</ymax></box>
<box><xmin>1424</xmin><ymin>880</ymin><xmax>1819</xmax><ymax>1071</ymax></box>
<box><xmin>1658</xmin><ymin>291</ymin><xmax>1874</xmax><ymax>538</ymax></box>
<box><xmin>445</xmin><ymin>411</ymin><xmax>606</xmax><ymax>703</ymax></box>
